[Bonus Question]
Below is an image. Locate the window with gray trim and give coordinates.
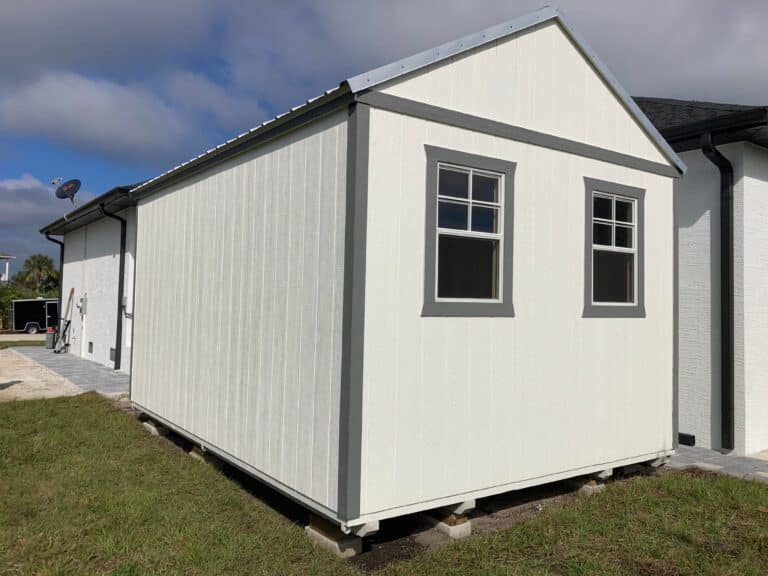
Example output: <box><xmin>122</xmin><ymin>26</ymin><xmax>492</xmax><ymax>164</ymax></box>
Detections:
<box><xmin>423</xmin><ymin>146</ymin><xmax>515</xmax><ymax>317</ymax></box>
<box><xmin>583</xmin><ymin>177</ymin><xmax>645</xmax><ymax>318</ymax></box>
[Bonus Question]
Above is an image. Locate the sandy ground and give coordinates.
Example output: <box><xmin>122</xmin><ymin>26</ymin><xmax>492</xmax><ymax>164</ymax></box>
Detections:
<box><xmin>0</xmin><ymin>348</ymin><xmax>81</xmax><ymax>402</ymax></box>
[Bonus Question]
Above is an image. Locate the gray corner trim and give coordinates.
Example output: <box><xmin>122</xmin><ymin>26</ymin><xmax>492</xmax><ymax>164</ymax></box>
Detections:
<box><xmin>338</xmin><ymin>102</ymin><xmax>370</xmax><ymax>522</ymax></box>
<box><xmin>672</xmin><ymin>179</ymin><xmax>679</xmax><ymax>447</ymax></box>
<box><xmin>582</xmin><ymin>177</ymin><xmax>646</xmax><ymax>318</ymax></box>
<box><xmin>358</xmin><ymin>92</ymin><xmax>679</xmax><ymax>179</ymax></box>
<box><xmin>422</xmin><ymin>145</ymin><xmax>515</xmax><ymax>317</ymax></box>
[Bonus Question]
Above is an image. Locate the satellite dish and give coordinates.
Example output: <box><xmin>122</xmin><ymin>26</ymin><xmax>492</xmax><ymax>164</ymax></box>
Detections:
<box><xmin>54</xmin><ymin>179</ymin><xmax>81</xmax><ymax>205</ymax></box>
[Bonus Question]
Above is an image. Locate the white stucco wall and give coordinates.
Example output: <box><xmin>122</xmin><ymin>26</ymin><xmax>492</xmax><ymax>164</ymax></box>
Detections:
<box><xmin>60</xmin><ymin>207</ymin><xmax>136</xmax><ymax>373</ymax></box>
<box><xmin>742</xmin><ymin>143</ymin><xmax>768</xmax><ymax>454</ymax></box>
<box><xmin>676</xmin><ymin>144</ymin><xmax>746</xmax><ymax>453</ymax></box>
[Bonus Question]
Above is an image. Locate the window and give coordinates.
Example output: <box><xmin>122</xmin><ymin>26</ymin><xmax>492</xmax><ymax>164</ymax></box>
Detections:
<box><xmin>423</xmin><ymin>146</ymin><xmax>515</xmax><ymax>317</ymax></box>
<box><xmin>583</xmin><ymin>177</ymin><xmax>645</xmax><ymax>317</ymax></box>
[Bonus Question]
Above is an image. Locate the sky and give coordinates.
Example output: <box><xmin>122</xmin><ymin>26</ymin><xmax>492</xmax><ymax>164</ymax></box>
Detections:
<box><xmin>2</xmin><ymin>0</ymin><xmax>767</xmax><ymax>273</ymax></box>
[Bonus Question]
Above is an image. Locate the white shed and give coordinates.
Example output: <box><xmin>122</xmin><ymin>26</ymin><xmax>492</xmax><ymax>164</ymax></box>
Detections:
<box><xmin>41</xmin><ymin>187</ymin><xmax>137</xmax><ymax>373</ymax></box>
<box><xmin>129</xmin><ymin>8</ymin><xmax>684</xmax><ymax>535</ymax></box>
<box><xmin>638</xmin><ymin>97</ymin><xmax>768</xmax><ymax>456</ymax></box>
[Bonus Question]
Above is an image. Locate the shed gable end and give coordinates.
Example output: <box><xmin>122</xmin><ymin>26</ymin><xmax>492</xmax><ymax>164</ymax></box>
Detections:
<box><xmin>378</xmin><ymin>20</ymin><xmax>670</xmax><ymax>167</ymax></box>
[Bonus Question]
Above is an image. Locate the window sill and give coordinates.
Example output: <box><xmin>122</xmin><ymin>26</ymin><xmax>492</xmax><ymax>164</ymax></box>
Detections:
<box><xmin>422</xmin><ymin>301</ymin><xmax>515</xmax><ymax>317</ymax></box>
<box><xmin>582</xmin><ymin>304</ymin><xmax>646</xmax><ymax>318</ymax></box>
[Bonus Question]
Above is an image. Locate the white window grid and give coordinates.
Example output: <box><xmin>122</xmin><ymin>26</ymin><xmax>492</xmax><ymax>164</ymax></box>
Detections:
<box><xmin>591</xmin><ymin>191</ymin><xmax>637</xmax><ymax>306</ymax></box>
<box><xmin>435</xmin><ymin>163</ymin><xmax>504</xmax><ymax>302</ymax></box>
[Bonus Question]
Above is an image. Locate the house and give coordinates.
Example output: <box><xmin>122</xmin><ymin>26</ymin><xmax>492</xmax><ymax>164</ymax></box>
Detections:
<box><xmin>40</xmin><ymin>186</ymin><xmax>137</xmax><ymax>373</ymax></box>
<box><xmin>637</xmin><ymin>97</ymin><xmax>768</xmax><ymax>455</ymax></box>
<box><xmin>0</xmin><ymin>253</ymin><xmax>13</xmax><ymax>284</ymax></box>
<box><xmin>126</xmin><ymin>7</ymin><xmax>684</xmax><ymax>541</ymax></box>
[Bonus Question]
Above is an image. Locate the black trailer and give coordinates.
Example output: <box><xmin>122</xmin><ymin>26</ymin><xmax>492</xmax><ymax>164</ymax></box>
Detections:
<box><xmin>11</xmin><ymin>298</ymin><xmax>59</xmax><ymax>333</ymax></box>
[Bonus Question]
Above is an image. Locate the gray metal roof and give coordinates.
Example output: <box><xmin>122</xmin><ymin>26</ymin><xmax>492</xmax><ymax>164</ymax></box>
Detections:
<box><xmin>93</xmin><ymin>8</ymin><xmax>684</xmax><ymax>209</ymax></box>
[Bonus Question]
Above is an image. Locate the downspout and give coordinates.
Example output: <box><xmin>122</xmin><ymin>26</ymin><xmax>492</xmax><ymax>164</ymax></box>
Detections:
<box><xmin>700</xmin><ymin>133</ymin><xmax>734</xmax><ymax>451</ymax></box>
<box><xmin>45</xmin><ymin>233</ymin><xmax>65</xmax><ymax>327</ymax></box>
<box><xmin>100</xmin><ymin>204</ymin><xmax>126</xmax><ymax>372</ymax></box>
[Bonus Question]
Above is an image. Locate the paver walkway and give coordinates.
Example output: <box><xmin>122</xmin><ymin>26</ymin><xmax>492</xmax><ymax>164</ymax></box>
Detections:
<box><xmin>14</xmin><ymin>347</ymin><xmax>129</xmax><ymax>396</ymax></box>
<box><xmin>667</xmin><ymin>445</ymin><xmax>768</xmax><ymax>483</ymax></box>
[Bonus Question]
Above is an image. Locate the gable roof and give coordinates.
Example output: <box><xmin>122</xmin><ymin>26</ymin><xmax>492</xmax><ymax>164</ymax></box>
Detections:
<box><xmin>119</xmin><ymin>8</ymin><xmax>683</xmax><ymax>204</ymax></box>
<box><xmin>636</xmin><ymin>96</ymin><xmax>768</xmax><ymax>152</ymax></box>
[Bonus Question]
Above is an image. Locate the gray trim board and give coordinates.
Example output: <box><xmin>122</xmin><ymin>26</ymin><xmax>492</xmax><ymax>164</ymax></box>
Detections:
<box><xmin>673</xmin><ymin>179</ymin><xmax>679</xmax><ymax>447</ymax></box>
<box><xmin>358</xmin><ymin>92</ymin><xmax>679</xmax><ymax>178</ymax></box>
<box><xmin>338</xmin><ymin>102</ymin><xmax>370</xmax><ymax>522</ymax></box>
<box><xmin>583</xmin><ymin>177</ymin><xmax>646</xmax><ymax>318</ymax></box>
<box><xmin>423</xmin><ymin>146</ymin><xmax>516</xmax><ymax>317</ymax></box>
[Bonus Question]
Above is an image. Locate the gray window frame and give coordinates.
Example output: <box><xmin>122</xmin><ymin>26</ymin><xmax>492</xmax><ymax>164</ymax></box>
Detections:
<box><xmin>583</xmin><ymin>177</ymin><xmax>645</xmax><ymax>318</ymax></box>
<box><xmin>423</xmin><ymin>145</ymin><xmax>515</xmax><ymax>317</ymax></box>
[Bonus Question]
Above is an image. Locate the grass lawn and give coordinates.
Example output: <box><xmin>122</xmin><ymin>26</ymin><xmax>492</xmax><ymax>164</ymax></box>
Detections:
<box><xmin>1</xmin><ymin>394</ymin><xmax>767</xmax><ymax>575</ymax></box>
<box><xmin>0</xmin><ymin>340</ymin><xmax>45</xmax><ymax>350</ymax></box>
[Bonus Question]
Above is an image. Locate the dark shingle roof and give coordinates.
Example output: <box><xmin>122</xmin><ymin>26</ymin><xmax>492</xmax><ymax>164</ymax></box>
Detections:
<box><xmin>634</xmin><ymin>97</ymin><xmax>768</xmax><ymax>152</ymax></box>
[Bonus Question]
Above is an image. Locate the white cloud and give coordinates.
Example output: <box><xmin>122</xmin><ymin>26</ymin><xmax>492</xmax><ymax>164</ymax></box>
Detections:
<box><xmin>0</xmin><ymin>73</ymin><xmax>200</xmax><ymax>164</ymax></box>
<box><xmin>163</xmin><ymin>72</ymin><xmax>267</xmax><ymax>131</ymax></box>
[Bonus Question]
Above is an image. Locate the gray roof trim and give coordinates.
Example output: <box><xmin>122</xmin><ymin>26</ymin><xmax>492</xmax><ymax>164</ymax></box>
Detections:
<box><xmin>39</xmin><ymin>185</ymin><xmax>137</xmax><ymax>235</ymax></box>
<box><xmin>130</xmin><ymin>85</ymin><xmax>351</xmax><ymax>199</ymax></box>
<box><xmin>347</xmin><ymin>7</ymin><xmax>685</xmax><ymax>175</ymax></box>
<box><xmin>347</xmin><ymin>7</ymin><xmax>557</xmax><ymax>92</ymax></box>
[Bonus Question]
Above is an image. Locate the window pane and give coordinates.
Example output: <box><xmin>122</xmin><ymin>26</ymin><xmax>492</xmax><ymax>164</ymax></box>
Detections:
<box><xmin>593</xmin><ymin>195</ymin><xmax>612</xmax><ymax>220</ymax></box>
<box><xmin>471</xmin><ymin>206</ymin><xmax>499</xmax><ymax>233</ymax></box>
<box><xmin>473</xmin><ymin>174</ymin><xmax>499</xmax><ymax>203</ymax></box>
<box><xmin>439</xmin><ymin>168</ymin><xmax>469</xmax><ymax>199</ymax></box>
<box><xmin>615</xmin><ymin>200</ymin><xmax>633</xmax><ymax>223</ymax></box>
<box><xmin>615</xmin><ymin>225</ymin><xmax>633</xmax><ymax>248</ymax></box>
<box><xmin>593</xmin><ymin>223</ymin><xmax>612</xmax><ymax>246</ymax></box>
<box><xmin>593</xmin><ymin>250</ymin><xmax>634</xmax><ymax>303</ymax></box>
<box><xmin>438</xmin><ymin>201</ymin><xmax>468</xmax><ymax>230</ymax></box>
<box><xmin>438</xmin><ymin>236</ymin><xmax>499</xmax><ymax>299</ymax></box>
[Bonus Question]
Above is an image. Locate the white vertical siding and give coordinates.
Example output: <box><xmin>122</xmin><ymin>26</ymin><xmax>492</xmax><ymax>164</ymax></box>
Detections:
<box><xmin>359</xmin><ymin>107</ymin><xmax>674</xmax><ymax>517</ymax></box>
<box><xmin>131</xmin><ymin>110</ymin><xmax>347</xmax><ymax>513</ymax></box>
<box><xmin>741</xmin><ymin>143</ymin><xmax>768</xmax><ymax>454</ymax></box>
<box><xmin>379</xmin><ymin>21</ymin><xmax>667</xmax><ymax>166</ymax></box>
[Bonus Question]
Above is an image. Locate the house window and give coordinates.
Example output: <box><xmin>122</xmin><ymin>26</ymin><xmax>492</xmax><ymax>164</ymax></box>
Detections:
<box><xmin>423</xmin><ymin>146</ymin><xmax>515</xmax><ymax>317</ymax></box>
<box><xmin>583</xmin><ymin>177</ymin><xmax>645</xmax><ymax>317</ymax></box>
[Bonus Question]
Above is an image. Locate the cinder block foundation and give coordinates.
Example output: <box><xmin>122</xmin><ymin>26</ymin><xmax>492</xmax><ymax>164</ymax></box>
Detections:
<box><xmin>305</xmin><ymin>515</ymin><xmax>362</xmax><ymax>558</ymax></box>
<box><xmin>142</xmin><ymin>420</ymin><xmax>167</xmax><ymax>437</ymax></box>
<box><xmin>422</xmin><ymin>508</ymin><xmax>472</xmax><ymax>539</ymax></box>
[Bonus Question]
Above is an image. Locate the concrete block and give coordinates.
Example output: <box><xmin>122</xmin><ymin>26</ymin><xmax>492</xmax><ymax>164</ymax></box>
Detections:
<box><xmin>350</xmin><ymin>521</ymin><xmax>379</xmax><ymax>538</ymax></box>
<box><xmin>305</xmin><ymin>515</ymin><xmax>362</xmax><ymax>558</ymax></box>
<box><xmin>578</xmin><ymin>481</ymin><xmax>606</xmax><ymax>497</ymax></box>
<box><xmin>142</xmin><ymin>420</ymin><xmax>167</xmax><ymax>437</ymax></box>
<box><xmin>422</xmin><ymin>509</ymin><xmax>472</xmax><ymax>539</ymax></box>
<box><xmin>594</xmin><ymin>468</ymin><xmax>613</xmax><ymax>480</ymax></box>
<box><xmin>189</xmin><ymin>446</ymin><xmax>222</xmax><ymax>469</ymax></box>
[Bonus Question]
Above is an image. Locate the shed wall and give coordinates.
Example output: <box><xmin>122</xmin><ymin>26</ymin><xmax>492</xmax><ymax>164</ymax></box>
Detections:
<box><xmin>379</xmin><ymin>20</ymin><xmax>668</xmax><ymax>166</ymax></box>
<box><xmin>358</xmin><ymin>106</ymin><xmax>674</xmax><ymax>518</ymax></box>
<box><xmin>131</xmin><ymin>110</ymin><xmax>348</xmax><ymax>514</ymax></box>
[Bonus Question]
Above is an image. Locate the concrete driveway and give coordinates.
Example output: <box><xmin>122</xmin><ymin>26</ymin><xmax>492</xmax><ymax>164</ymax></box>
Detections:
<box><xmin>0</xmin><ymin>348</ymin><xmax>81</xmax><ymax>401</ymax></box>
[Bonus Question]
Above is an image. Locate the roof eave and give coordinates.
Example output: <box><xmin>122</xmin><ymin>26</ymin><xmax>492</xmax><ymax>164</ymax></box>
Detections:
<box><xmin>39</xmin><ymin>186</ymin><xmax>135</xmax><ymax>236</ymax></box>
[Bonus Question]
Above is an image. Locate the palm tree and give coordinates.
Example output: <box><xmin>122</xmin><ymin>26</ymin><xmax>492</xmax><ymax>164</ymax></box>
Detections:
<box><xmin>18</xmin><ymin>254</ymin><xmax>57</xmax><ymax>294</ymax></box>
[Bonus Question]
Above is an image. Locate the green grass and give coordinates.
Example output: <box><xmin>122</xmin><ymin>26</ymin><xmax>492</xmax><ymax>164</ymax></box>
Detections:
<box><xmin>1</xmin><ymin>394</ymin><xmax>767</xmax><ymax>575</ymax></box>
<box><xmin>0</xmin><ymin>339</ymin><xmax>45</xmax><ymax>350</ymax></box>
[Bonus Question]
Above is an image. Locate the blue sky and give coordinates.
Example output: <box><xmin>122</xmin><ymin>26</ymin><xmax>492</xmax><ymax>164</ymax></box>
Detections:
<box><xmin>2</xmin><ymin>0</ymin><xmax>767</xmax><ymax>272</ymax></box>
